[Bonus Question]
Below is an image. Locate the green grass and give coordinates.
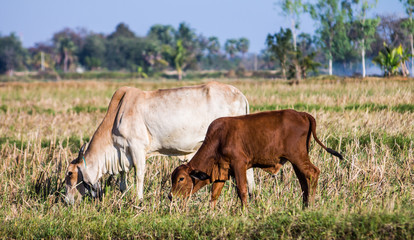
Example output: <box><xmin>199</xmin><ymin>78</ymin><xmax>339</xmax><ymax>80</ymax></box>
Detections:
<box><xmin>1</xmin><ymin>209</ymin><xmax>412</xmax><ymax>239</ymax></box>
<box><xmin>0</xmin><ymin>136</ymin><xmax>90</xmax><ymax>152</ymax></box>
<box><xmin>69</xmin><ymin>105</ymin><xmax>108</xmax><ymax>114</ymax></box>
<box><xmin>251</xmin><ymin>103</ymin><xmax>414</xmax><ymax>113</ymax></box>
<box><xmin>0</xmin><ymin>79</ymin><xmax>413</xmax><ymax>239</ymax></box>
<box><xmin>324</xmin><ymin>133</ymin><xmax>413</xmax><ymax>155</ymax></box>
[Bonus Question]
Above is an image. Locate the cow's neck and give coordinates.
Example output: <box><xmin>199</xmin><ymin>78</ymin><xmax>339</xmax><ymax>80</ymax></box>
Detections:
<box><xmin>84</xmin><ymin>140</ymin><xmax>131</xmax><ymax>184</ymax></box>
<box><xmin>187</xmin><ymin>144</ymin><xmax>216</xmax><ymax>176</ymax></box>
<box><xmin>81</xmin><ymin>140</ymin><xmax>112</xmax><ymax>184</ymax></box>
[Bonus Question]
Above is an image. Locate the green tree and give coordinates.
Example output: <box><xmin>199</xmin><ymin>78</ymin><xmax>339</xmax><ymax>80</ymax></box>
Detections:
<box><xmin>237</xmin><ymin>38</ymin><xmax>250</xmax><ymax>57</ymax></box>
<box><xmin>224</xmin><ymin>39</ymin><xmax>238</xmax><ymax>59</ymax></box>
<box><xmin>79</xmin><ymin>34</ymin><xmax>106</xmax><ymax>70</ymax></box>
<box><xmin>56</xmin><ymin>37</ymin><xmax>77</xmax><ymax>72</ymax></box>
<box><xmin>279</xmin><ymin>0</ymin><xmax>305</xmax><ymax>51</ymax></box>
<box><xmin>175</xmin><ymin>22</ymin><xmax>202</xmax><ymax>70</ymax></box>
<box><xmin>148</xmin><ymin>24</ymin><xmax>176</xmax><ymax>46</ymax></box>
<box><xmin>52</xmin><ymin>28</ymin><xmax>86</xmax><ymax>53</ymax></box>
<box><xmin>205</xmin><ymin>36</ymin><xmax>221</xmax><ymax>68</ymax></box>
<box><xmin>207</xmin><ymin>36</ymin><xmax>221</xmax><ymax>56</ymax></box>
<box><xmin>308</xmin><ymin>0</ymin><xmax>348</xmax><ymax>75</ymax></box>
<box><xmin>108</xmin><ymin>23</ymin><xmax>135</xmax><ymax>40</ymax></box>
<box><xmin>266</xmin><ymin>28</ymin><xmax>293</xmax><ymax>79</ymax></box>
<box><xmin>0</xmin><ymin>33</ymin><xmax>27</xmax><ymax>75</ymax></box>
<box><xmin>397</xmin><ymin>44</ymin><xmax>412</xmax><ymax>75</ymax></box>
<box><xmin>331</xmin><ymin>19</ymin><xmax>358</xmax><ymax>72</ymax></box>
<box><xmin>288</xmin><ymin>33</ymin><xmax>321</xmax><ymax>81</ymax></box>
<box><xmin>373</xmin><ymin>44</ymin><xmax>399</xmax><ymax>76</ymax></box>
<box><xmin>176</xmin><ymin>22</ymin><xmax>196</xmax><ymax>45</ymax></box>
<box><xmin>372</xmin><ymin>43</ymin><xmax>411</xmax><ymax>76</ymax></box>
<box><xmin>105</xmin><ymin>36</ymin><xmax>162</xmax><ymax>73</ymax></box>
<box><xmin>399</xmin><ymin>0</ymin><xmax>414</xmax><ymax>76</ymax></box>
<box><xmin>174</xmin><ymin>39</ymin><xmax>185</xmax><ymax>80</ymax></box>
<box><xmin>349</xmin><ymin>0</ymin><xmax>379</xmax><ymax>78</ymax></box>
<box><xmin>237</xmin><ymin>37</ymin><xmax>250</xmax><ymax>70</ymax></box>
<box><xmin>32</xmin><ymin>51</ymin><xmax>55</xmax><ymax>71</ymax></box>
<box><xmin>260</xmin><ymin>49</ymin><xmax>277</xmax><ymax>70</ymax></box>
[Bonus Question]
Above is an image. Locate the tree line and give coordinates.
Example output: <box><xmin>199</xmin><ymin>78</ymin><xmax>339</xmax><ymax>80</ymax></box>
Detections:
<box><xmin>0</xmin><ymin>22</ymin><xmax>252</xmax><ymax>79</ymax></box>
<box><xmin>0</xmin><ymin>0</ymin><xmax>413</xmax><ymax>80</ymax></box>
<box><xmin>265</xmin><ymin>0</ymin><xmax>413</xmax><ymax>82</ymax></box>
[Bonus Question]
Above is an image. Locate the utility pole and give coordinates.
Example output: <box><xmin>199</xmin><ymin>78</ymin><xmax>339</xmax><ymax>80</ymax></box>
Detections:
<box><xmin>254</xmin><ymin>53</ymin><xmax>258</xmax><ymax>71</ymax></box>
<box><xmin>41</xmin><ymin>51</ymin><xmax>45</xmax><ymax>71</ymax></box>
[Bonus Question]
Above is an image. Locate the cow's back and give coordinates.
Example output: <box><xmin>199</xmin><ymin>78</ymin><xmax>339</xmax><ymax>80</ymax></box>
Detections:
<box><xmin>114</xmin><ymin>82</ymin><xmax>249</xmax><ymax>156</ymax></box>
<box><xmin>209</xmin><ymin>110</ymin><xmax>310</xmax><ymax>162</ymax></box>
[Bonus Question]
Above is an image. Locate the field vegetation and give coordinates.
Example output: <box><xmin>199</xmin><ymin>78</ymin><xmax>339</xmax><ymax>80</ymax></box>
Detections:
<box><xmin>0</xmin><ymin>77</ymin><xmax>413</xmax><ymax>239</ymax></box>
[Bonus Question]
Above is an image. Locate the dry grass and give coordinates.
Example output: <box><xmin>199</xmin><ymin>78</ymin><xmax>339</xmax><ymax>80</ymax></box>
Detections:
<box><xmin>0</xmin><ymin>78</ymin><xmax>413</xmax><ymax>239</ymax></box>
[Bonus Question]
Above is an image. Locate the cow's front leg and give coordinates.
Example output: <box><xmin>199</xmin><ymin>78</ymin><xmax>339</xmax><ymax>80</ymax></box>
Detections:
<box><xmin>234</xmin><ymin>165</ymin><xmax>249</xmax><ymax>207</ymax></box>
<box><xmin>119</xmin><ymin>171</ymin><xmax>127</xmax><ymax>193</ymax></box>
<box><xmin>210</xmin><ymin>181</ymin><xmax>225</xmax><ymax>209</ymax></box>
<box><xmin>130</xmin><ymin>147</ymin><xmax>146</xmax><ymax>200</ymax></box>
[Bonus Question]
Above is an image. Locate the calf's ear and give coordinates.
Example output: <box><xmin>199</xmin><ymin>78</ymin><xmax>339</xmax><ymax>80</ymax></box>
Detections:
<box><xmin>190</xmin><ymin>170</ymin><xmax>210</xmax><ymax>180</ymax></box>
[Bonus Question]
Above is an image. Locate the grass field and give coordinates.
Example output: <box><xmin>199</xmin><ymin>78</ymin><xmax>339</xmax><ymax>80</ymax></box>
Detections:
<box><xmin>0</xmin><ymin>77</ymin><xmax>413</xmax><ymax>239</ymax></box>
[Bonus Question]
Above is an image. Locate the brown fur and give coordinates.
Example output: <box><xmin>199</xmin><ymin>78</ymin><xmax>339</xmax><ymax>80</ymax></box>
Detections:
<box><xmin>169</xmin><ymin>109</ymin><xmax>343</xmax><ymax>208</ymax></box>
<box><xmin>65</xmin><ymin>82</ymin><xmax>253</xmax><ymax>203</ymax></box>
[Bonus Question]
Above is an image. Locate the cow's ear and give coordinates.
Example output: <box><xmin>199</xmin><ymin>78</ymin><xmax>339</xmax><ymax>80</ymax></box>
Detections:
<box><xmin>190</xmin><ymin>170</ymin><xmax>210</xmax><ymax>180</ymax></box>
<box><xmin>71</xmin><ymin>158</ymin><xmax>81</xmax><ymax>164</ymax></box>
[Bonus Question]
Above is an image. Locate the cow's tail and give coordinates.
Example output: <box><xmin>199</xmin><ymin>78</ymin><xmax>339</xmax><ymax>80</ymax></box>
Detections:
<box><xmin>305</xmin><ymin>113</ymin><xmax>343</xmax><ymax>160</ymax></box>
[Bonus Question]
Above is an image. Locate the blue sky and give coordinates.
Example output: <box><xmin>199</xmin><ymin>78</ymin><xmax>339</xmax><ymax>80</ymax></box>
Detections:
<box><xmin>0</xmin><ymin>0</ymin><xmax>406</xmax><ymax>53</ymax></box>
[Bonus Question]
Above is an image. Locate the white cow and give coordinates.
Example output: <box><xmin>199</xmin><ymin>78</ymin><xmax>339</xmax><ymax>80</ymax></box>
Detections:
<box><xmin>65</xmin><ymin>82</ymin><xmax>255</xmax><ymax>203</ymax></box>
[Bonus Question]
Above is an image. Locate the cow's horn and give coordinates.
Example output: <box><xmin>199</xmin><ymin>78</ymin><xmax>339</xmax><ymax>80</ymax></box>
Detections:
<box><xmin>79</xmin><ymin>143</ymin><xmax>86</xmax><ymax>157</ymax></box>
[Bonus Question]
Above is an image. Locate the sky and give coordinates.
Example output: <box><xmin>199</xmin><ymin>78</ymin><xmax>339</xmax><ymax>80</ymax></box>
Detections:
<box><xmin>0</xmin><ymin>0</ymin><xmax>406</xmax><ymax>53</ymax></box>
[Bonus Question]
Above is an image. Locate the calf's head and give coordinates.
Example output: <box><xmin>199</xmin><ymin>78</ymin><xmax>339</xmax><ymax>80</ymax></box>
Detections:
<box><xmin>65</xmin><ymin>144</ymin><xmax>101</xmax><ymax>204</ymax></box>
<box><xmin>168</xmin><ymin>165</ymin><xmax>209</xmax><ymax>200</ymax></box>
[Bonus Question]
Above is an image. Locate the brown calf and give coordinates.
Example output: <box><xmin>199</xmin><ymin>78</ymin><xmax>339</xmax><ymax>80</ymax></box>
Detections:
<box><xmin>168</xmin><ymin>109</ymin><xmax>343</xmax><ymax>208</ymax></box>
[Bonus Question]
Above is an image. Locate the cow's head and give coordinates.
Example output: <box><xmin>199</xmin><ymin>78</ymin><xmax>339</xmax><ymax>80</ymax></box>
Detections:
<box><xmin>65</xmin><ymin>144</ymin><xmax>102</xmax><ymax>204</ymax></box>
<box><xmin>168</xmin><ymin>165</ymin><xmax>210</xmax><ymax>200</ymax></box>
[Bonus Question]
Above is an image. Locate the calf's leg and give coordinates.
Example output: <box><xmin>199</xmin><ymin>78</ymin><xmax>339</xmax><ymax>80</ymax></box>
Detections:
<box><xmin>210</xmin><ymin>181</ymin><xmax>225</xmax><ymax>209</ymax></box>
<box><xmin>262</xmin><ymin>163</ymin><xmax>284</xmax><ymax>176</ymax></box>
<box><xmin>291</xmin><ymin>158</ymin><xmax>320</xmax><ymax>207</ymax></box>
<box><xmin>233</xmin><ymin>165</ymin><xmax>249</xmax><ymax>207</ymax></box>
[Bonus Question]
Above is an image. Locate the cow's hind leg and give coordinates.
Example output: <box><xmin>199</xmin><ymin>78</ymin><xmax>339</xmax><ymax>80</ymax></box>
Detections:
<box><xmin>246</xmin><ymin>168</ymin><xmax>255</xmax><ymax>194</ymax></box>
<box><xmin>291</xmin><ymin>156</ymin><xmax>320</xmax><ymax>207</ymax></box>
<box><xmin>262</xmin><ymin>163</ymin><xmax>283</xmax><ymax>176</ymax></box>
<box><xmin>129</xmin><ymin>146</ymin><xmax>146</xmax><ymax>200</ymax></box>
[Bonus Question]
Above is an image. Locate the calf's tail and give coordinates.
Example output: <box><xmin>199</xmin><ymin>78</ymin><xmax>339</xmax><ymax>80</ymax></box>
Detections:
<box><xmin>305</xmin><ymin>113</ymin><xmax>343</xmax><ymax>160</ymax></box>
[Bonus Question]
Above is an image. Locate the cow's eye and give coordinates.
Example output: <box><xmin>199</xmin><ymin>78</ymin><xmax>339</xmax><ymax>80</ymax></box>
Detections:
<box><xmin>179</xmin><ymin>177</ymin><xmax>184</xmax><ymax>182</ymax></box>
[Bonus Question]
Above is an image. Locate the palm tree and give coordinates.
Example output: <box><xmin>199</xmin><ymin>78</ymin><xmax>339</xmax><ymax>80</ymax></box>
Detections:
<box><xmin>372</xmin><ymin>44</ymin><xmax>402</xmax><ymax>77</ymax></box>
<box><xmin>207</xmin><ymin>37</ymin><xmax>220</xmax><ymax>56</ymax></box>
<box><xmin>224</xmin><ymin>39</ymin><xmax>238</xmax><ymax>59</ymax></box>
<box><xmin>237</xmin><ymin>38</ymin><xmax>249</xmax><ymax>58</ymax></box>
<box><xmin>56</xmin><ymin>37</ymin><xmax>76</xmax><ymax>72</ymax></box>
